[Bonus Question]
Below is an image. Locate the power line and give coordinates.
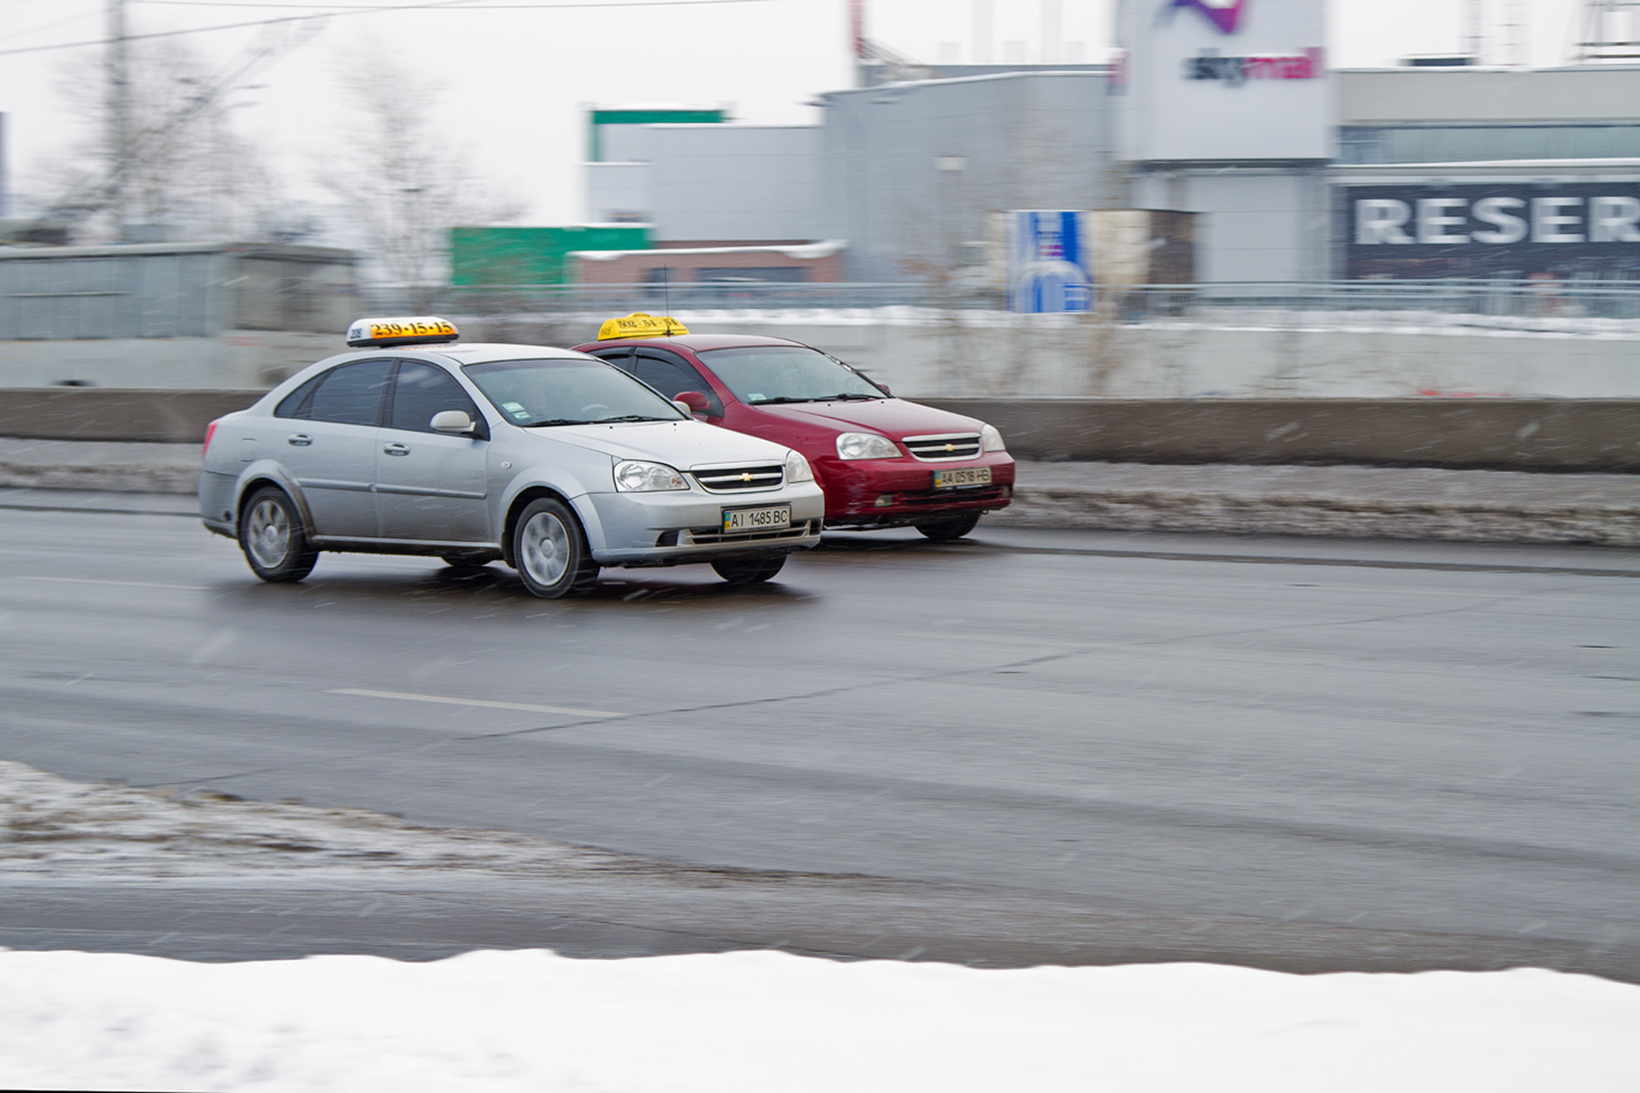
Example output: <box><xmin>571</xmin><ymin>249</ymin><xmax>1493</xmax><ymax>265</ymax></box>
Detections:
<box><xmin>0</xmin><ymin>0</ymin><xmax>782</xmax><ymax>57</ymax></box>
<box><xmin>134</xmin><ymin>0</ymin><xmax>778</xmax><ymax>7</ymax></box>
<box><xmin>0</xmin><ymin>8</ymin><xmax>103</xmax><ymax>47</ymax></box>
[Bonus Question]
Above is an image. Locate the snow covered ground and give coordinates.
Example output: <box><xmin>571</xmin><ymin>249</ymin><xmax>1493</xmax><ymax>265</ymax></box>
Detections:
<box><xmin>3</xmin><ymin>760</ymin><xmax>1638</xmax><ymax>1092</ymax></box>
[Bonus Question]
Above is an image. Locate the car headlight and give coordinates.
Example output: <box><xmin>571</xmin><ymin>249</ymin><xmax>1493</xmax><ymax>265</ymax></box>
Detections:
<box><xmin>614</xmin><ymin>460</ymin><xmax>687</xmax><ymax>492</ymax></box>
<box><xmin>980</xmin><ymin>424</ymin><xmax>1007</xmax><ymax>453</ymax></box>
<box><xmin>784</xmin><ymin>450</ymin><xmax>814</xmax><ymax>484</ymax></box>
<box><xmin>836</xmin><ymin>432</ymin><xmax>900</xmax><ymax>460</ymax></box>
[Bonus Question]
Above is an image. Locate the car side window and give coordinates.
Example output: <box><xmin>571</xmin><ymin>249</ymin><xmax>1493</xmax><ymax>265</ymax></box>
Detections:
<box><xmin>303</xmin><ymin>359</ymin><xmax>393</xmax><ymax>426</ymax></box>
<box><xmin>586</xmin><ymin>348</ymin><xmax>634</xmax><ymax>373</ymax></box>
<box><xmin>388</xmin><ymin>360</ymin><xmax>484</xmax><ymax>435</ymax></box>
<box><xmin>274</xmin><ymin>373</ymin><xmax>326</xmax><ymax>419</ymax></box>
<box><xmin>635</xmin><ymin>351</ymin><xmax>722</xmax><ymax>416</ymax></box>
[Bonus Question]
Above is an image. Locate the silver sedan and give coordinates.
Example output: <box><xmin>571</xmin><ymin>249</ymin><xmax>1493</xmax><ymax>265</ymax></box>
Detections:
<box><xmin>200</xmin><ymin>337</ymin><xmax>824</xmax><ymax>597</ymax></box>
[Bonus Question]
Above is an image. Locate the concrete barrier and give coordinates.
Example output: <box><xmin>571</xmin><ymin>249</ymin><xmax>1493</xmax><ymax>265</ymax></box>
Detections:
<box><xmin>0</xmin><ymin>389</ymin><xmax>1636</xmax><ymax>472</ymax></box>
<box><xmin>925</xmin><ymin>398</ymin><xmax>1640</xmax><ymax>473</ymax></box>
<box><xmin>0</xmin><ymin>389</ymin><xmax>264</xmax><ymax>444</ymax></box>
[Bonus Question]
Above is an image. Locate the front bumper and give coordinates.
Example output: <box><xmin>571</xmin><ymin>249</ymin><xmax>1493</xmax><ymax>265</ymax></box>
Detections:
<box><xmin>814</xmin><ymin>453</ymin><xmax>1015</xmax><ymax>526</ymax></box>
<box><xmin>584</xmin><ymin>482</ymin><xmax>825</xmax><ymax>566</ymax></box>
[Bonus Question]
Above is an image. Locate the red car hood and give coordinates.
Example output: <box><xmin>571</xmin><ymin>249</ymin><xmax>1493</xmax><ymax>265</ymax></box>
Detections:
<box><xmin>751</xmin><ymin>398</ymin><xmax>985</xmax><ymax>439</ymax></box>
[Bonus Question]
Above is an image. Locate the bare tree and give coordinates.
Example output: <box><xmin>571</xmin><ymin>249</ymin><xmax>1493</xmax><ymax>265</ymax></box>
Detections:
<box><xmin>318</xmin><ymin>54</ymin><xmax>523</xmax><ymax>309</ymax></box>
<box><xmin>38</xmin><ymin>33</ymin><xmax>293</xmax><ymax>243</ymax></box>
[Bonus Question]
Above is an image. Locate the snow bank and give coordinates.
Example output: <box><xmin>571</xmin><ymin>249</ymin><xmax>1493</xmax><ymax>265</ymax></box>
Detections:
<box><xmin>2</xmin><ymin>948</ymin><xmax>1638</xmax><ymax>1093</ymax></box>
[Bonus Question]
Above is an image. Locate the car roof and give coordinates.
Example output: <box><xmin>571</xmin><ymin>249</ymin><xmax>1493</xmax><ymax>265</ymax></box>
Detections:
<box><xmin>427</xmin><ymin>342</ymin><xmax>599</xmax><ymax>364</ymax></box>
<box><xmin>587</xmin><ymin>333</ymin><xmax>807</xmax><ymax>353</ymax></box>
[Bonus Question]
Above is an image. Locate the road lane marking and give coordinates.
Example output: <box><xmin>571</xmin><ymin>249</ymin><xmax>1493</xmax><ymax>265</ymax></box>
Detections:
<box><xmin>19</xmin><ymin>576</ymin><xmax>208</xmax><ymax>591</ymax></box>
<box><xmin>327</xmin><ymin>688</ymin><xmax>622</xmax><ymax>718</ymax></box>
<box><xmin>900</xmin><ymin>630</ymin><xmax>1176</xmax><ymax>653</ymax></box>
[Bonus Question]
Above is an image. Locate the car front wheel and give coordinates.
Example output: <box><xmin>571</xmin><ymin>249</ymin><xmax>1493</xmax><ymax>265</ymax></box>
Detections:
<box><xmin>711</xmin><ymin>553</ymin><xmax>787</xmax><ymax>585</ymax></box>
<box><xmin>239</xmin><ymin>486</ymin><xmax>318</xmax><ymax>582</ymax></box>
<box><xmin>512</xmin><ymin>498</ymin><xmax>599</xmax><ymax>598</ymax></box>
<box><xmin>915</xmin><ymin>513</ymin><xmax>981</xmax><ymax>541</ymax></box>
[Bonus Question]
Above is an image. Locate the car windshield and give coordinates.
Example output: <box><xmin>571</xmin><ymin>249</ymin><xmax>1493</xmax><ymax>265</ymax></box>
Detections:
<box><xmin>463</xmin><ymin>357</ymin><xmax>685</xmax><ymax>426</ymax></box>
<box><xmin>696</xmin><ymin>346</ymin><xmax>885</xmax><ymax>404</ymax></box>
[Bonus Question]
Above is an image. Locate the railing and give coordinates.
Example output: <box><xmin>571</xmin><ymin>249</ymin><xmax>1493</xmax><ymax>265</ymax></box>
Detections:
<box><xmin>1107</xmin><ymin>281</ymin><xmax>1640</xmax><ymax>323</ymax></box>
<box><xmin>361</xmin><ymin>279</ymin><xmax>1640</xmax><ymax>325</ymax></box>
<box><xmin>414</xmin><ymin>282</ymin><xmax>935</xmax><ymax>314</ymax></box>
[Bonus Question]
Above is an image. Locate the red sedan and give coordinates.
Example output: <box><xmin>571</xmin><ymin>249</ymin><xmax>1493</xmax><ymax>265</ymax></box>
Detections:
<box><xmin>575</xmin><ymin>317</ymin><xmax>1013</xmax><ymax>540</ymax></box>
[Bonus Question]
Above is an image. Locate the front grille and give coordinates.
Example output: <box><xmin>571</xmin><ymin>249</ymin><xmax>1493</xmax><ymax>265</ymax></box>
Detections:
<box><xmin>692</xmin><ymin>463</ymin><xmax>784</xmax><ymax>492</ymax></box>
<box><xmin>903</xmin><ymin>433</ymin><xmax>982</xmax><ymax>461</ymax></box>
<box><xmin>683</xmin><ymin>520</ymin><xmax>818</xmax><ymax>545</ymax></box>
<box><xmin>900</xmin><ymin>486</ymin><xmax>1009</xmax><ymax>505</ymax></box>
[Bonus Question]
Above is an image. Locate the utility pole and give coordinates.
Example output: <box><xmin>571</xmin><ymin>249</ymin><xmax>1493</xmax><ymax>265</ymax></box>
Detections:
<box><xmin>1465</xmin><ymin>0</ymin><xmax>1485</xmax><ymax>65</ymax></box>
<box><xmin>108</xmin><ymin>0</ymin><xmax>130</xmax><ymax>241</ymax></box>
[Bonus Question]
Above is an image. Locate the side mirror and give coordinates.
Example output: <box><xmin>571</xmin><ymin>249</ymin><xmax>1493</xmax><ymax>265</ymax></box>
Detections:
<box><xmin>430</xmin><ymin>410</ymin><xmax>476</xmax><ymax>434</ymax></box>
<box><xmin>673</xmin><ymin>390</ymin><xmax>712</xmax><ymax>414</ymax></box>
<box><xmin>876</xmin><ymin>383</ymin><xmax>892</xmax><ymax>397</ymax></box>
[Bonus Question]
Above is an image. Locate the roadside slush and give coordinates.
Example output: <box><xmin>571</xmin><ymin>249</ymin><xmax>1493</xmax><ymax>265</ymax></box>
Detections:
<box><xmin>3</xmin><ymin>437</ymin><xmax>1639</xmax><ymax>546</ymax></box>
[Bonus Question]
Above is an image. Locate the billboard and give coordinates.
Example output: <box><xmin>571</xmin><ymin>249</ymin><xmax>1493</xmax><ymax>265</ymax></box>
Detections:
<box><xmin>1006</xmin><ymin>211</ymin><xmax>1094</xmax><ymax>313</ymax></box>
<box><xmin>1342</xmin><ymin>183</ymin><xmax>1640</xmax><ymax>278</ymax></box>
<box><xmin>1116</xmin><ymin>0</ymin><xmax>1330</xmax><ymax>162</ymax></box>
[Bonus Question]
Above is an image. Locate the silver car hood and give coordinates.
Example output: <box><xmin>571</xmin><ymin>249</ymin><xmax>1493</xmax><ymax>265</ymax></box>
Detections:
<box><xmin>514</xmin><ymin>419</ymin><xmax>790</xmax><ymax>468</ymax></box>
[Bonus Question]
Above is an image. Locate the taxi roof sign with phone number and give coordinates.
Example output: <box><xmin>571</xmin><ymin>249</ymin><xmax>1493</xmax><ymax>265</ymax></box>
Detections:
<box><xmin>597</xmin><ymin>313</ymin><xmax>689</xmax><ymax>341</ymax></box>
<box><xmin>346</xmin><ymin>317</ymin><xmax>460</xmax><ymax>348</ymax></box>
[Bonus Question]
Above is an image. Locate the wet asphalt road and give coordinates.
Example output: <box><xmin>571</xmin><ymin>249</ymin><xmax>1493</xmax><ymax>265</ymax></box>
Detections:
<box><xmin>2</xmin><ymin>495</ymin><xmax>1638</xmax><ymax>978</ymax></box>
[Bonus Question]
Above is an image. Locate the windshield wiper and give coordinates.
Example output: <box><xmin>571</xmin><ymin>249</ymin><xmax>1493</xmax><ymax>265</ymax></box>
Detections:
<box><xmin>586</xmin><ymin>414</ymin><xmax>670</xmax><ymax>423</ymax></box>
<box><xmin>816</xmin><ymin>392</ymin><xmax>881</xmax><ymax>401</ymax></box>
<box><xmin>520</xmin><ymin>418</ymin><xmax>589</xmax><ymax>427</ymax></box>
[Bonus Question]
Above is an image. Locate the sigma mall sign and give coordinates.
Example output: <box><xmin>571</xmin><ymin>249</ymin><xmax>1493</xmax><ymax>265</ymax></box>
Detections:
<box><xmin>1345</xmin><ymin>183</ymin><xmax>1640</xmax><ymax>277</ymax></box>
<box><xmin>1115</xmin><ymin>0</ymin><xmax>1330</xmax><ymax>162</ymax></box>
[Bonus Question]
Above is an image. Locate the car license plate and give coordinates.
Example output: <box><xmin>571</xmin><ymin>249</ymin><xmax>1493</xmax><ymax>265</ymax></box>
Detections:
<box><xmin>722</xmin><ymin>505</ymin><xmax>791</xmax><ymax>534</ymax></box>
<box><xmin>933</xmin><ymin>467</ymin><xmax>992</xmax><ymax>489</ymax></box>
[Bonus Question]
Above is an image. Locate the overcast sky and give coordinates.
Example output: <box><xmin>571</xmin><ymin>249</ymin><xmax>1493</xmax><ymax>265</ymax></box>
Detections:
<box><xmin>0</xmin><ymin>0</ymin><xmax>1591</xmax><ymax>224</ymax></box>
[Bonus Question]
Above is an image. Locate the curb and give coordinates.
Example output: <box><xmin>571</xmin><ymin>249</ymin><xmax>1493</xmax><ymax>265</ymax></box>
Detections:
<box><xmin>995</xmin><ymin>488</ymin><xmax>1640</xmax><ymax>546</ymax></box>
<box><xmin>0</xmin><ymin>461</ymin><xmax>199</xmax><ymax>495</ymax></box>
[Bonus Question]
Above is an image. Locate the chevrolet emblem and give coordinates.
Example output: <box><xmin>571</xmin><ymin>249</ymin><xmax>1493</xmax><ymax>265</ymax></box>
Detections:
<box><xmin>944</xmin><ymin>443</ymin><xmax>955</xmax><ymax>452</ymax></box>
<box><xmin>740</xmin><ymin>472</ymin><xmax>753</xmax><ymax>481</ymax></box>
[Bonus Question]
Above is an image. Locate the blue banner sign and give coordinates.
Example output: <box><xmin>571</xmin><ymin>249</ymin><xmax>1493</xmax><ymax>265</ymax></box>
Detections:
<box><xmin>1006</xmin><ymin>210</ymin><xmax>1094</xmax><ymax>313</ymax></box>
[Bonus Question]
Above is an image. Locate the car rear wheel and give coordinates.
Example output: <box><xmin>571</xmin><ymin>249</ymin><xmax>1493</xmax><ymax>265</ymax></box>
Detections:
<box><xmin>711</xmin><ymin>553</ymin><xmax>787</xmax><ymax>585</ymax></box>
<box><xmin>915</xmin><ymin>513</ymin><xmax>981</xmax><ymax>541</ymax></box>
<box><xmin>512</xmin><ymin>498</ymin><xmax>599</xmax><ymax>598</ymax></box>
<box><xmin>239</xmin><ymin>486</ymin><xmax>318</xmax><ymax>582</ymax></box>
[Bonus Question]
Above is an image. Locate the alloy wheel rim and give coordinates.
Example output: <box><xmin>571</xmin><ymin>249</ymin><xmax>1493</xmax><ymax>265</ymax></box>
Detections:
<box><xmin>247</xmin><ymin>499</ymin><xmax>290</xmax><ymax>567</ymax></box>
<box><xmin>520</xmin><ymin>512</ymin><xmax>570</xmax><ymax>585</ymax></box>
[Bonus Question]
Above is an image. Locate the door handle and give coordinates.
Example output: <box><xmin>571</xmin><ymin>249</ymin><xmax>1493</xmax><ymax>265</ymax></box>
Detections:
<box><xmin>383</xmin><ymin>443</ymin><xmax>411</xmax><ymax>456</ymax></box>
<box><xmin>286</xmin><ymin>433</ymin><xmax>312</xmax><ymax>447</ymax></box>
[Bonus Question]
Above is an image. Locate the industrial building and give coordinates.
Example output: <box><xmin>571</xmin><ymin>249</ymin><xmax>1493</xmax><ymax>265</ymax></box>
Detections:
<box><xmin>574</xmin><ymin>0</ymin><xmax>1640</xmax><ymax>290</ymax></box>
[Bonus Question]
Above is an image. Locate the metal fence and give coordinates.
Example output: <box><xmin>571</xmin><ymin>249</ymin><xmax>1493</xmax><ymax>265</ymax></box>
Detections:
<box><xmin>394</xmin><ymin>279</ymin><xmax>1640</xmax><ymax>325</ymax></box>
<box><xmin>1107</xmin><ymin>280</ymin><xmax>1640</xmax><ymax>324</ymax></box>
<box><xmin>411</xmin><ymin>282</ymin><xmax>934</xmax><ymax>315</ymax></box>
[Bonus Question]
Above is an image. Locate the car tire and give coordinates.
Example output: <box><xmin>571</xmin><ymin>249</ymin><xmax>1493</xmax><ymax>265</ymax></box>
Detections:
<box><xmin>239</xmin><ymin>486</ymin><xmax>318</xmax><ymax>582</ymax></box>
<box><xmin>915</xmin><ymin>513</ymin><xmax>981</xmax><ymax>541</ymax></box>
<box><xmin>711</xmin><ymin>553</ymin><xmax>787</xmax><ymax>585</ymax></box>
<box><xmin>512</xmin><ymin>498</ymin><xmax>599</xmax><ymax>598</ymax></box>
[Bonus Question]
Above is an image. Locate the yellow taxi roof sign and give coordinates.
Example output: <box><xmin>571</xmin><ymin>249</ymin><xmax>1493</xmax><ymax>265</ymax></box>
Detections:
<box><xmin>346</xmin><ymin>316</ymin><xmax>459</xmax><ymax>348</ymax></box>
<box><xmin>597</xmin><ymin>313</ymin><xmax>688</xmax><ymax>341</ymax></box>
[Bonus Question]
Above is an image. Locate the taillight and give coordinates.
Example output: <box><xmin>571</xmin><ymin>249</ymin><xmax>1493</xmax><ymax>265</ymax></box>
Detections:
<box><xmin>202</xmin><ymin>418</ymin><xmax>220</xmax><ymax>457</ymax></box>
